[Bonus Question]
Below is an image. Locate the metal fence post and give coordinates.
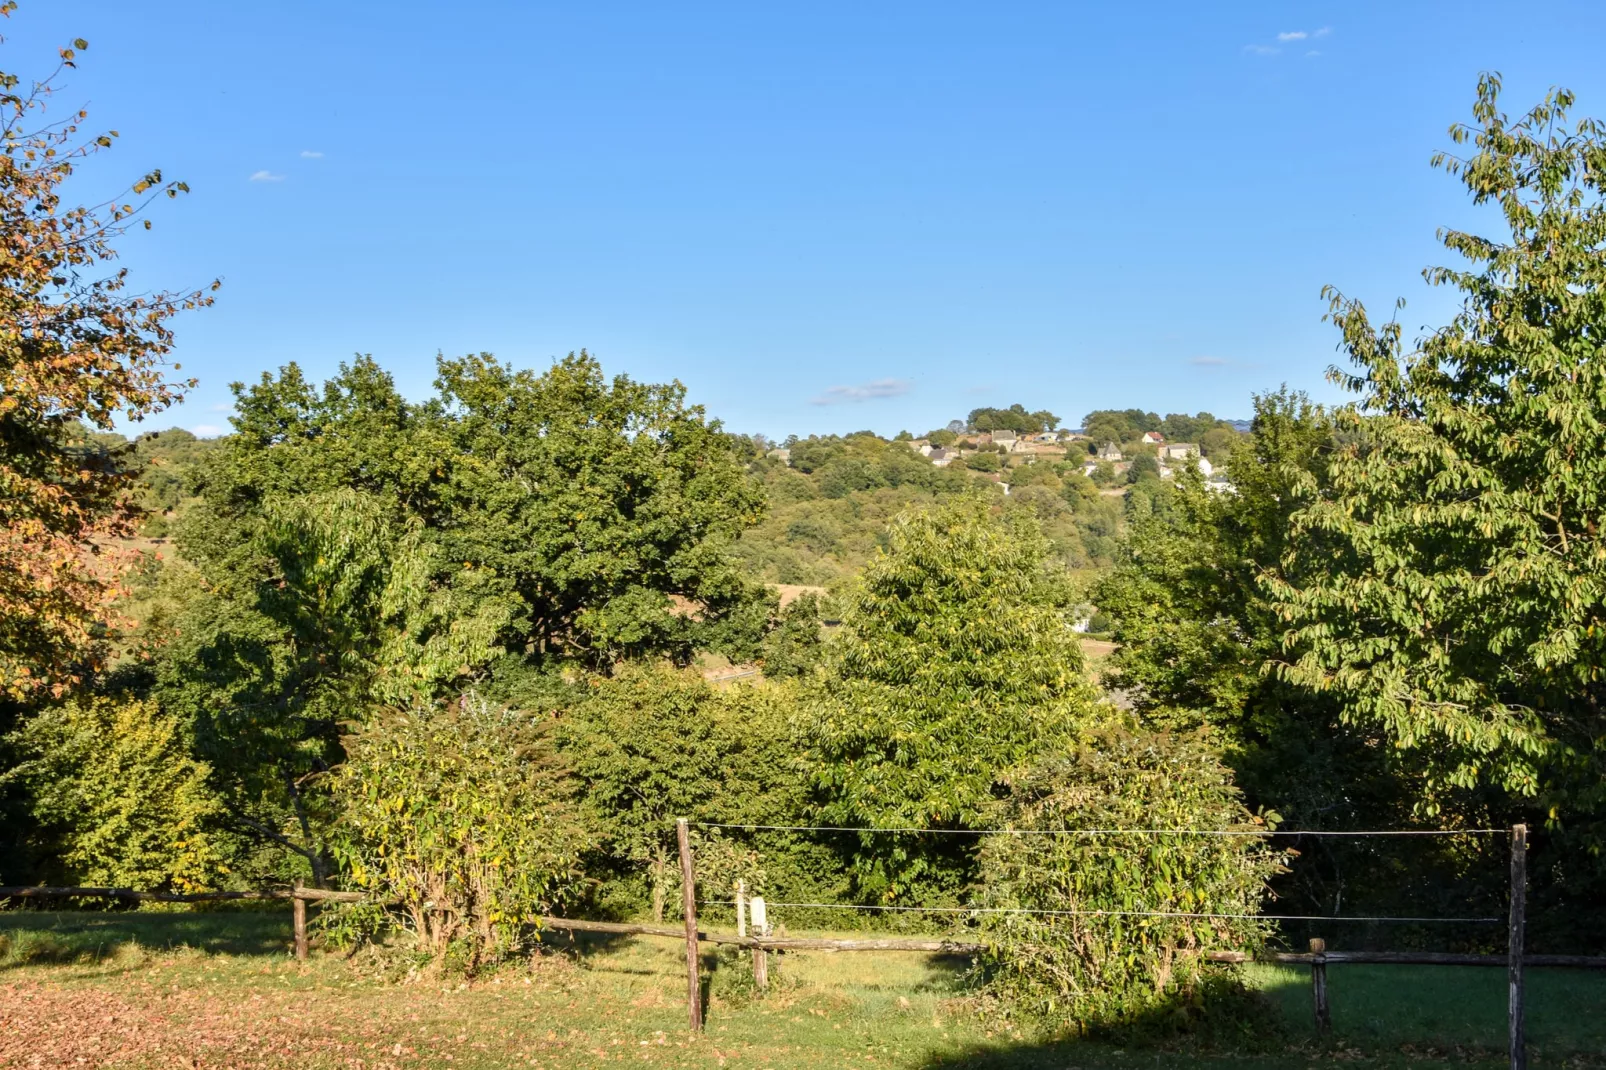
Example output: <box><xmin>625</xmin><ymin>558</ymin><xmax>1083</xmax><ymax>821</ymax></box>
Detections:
<box><xmin>1509</xmin><ymin>823</ymin><xmax>1527</xmax><ymax>1070</ymax></box>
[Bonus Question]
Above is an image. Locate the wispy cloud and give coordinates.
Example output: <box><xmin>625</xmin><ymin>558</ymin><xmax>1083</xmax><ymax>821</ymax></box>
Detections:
<box><xmin>1251</xmin><ymin>27</ymin><xmax>1331</xmax><ymax>56</ymax></box>
<box><xmin>209</xmin><ymin>403</ymin><xmax>233</xmax><ymax>413</ymax></box>
<box><xmin>1306</xmin><ymin>50</ymin><xmax>1322</xmax><ymax>57</ymax></box>
<box><xmin>300</xmin><ymin>150</ymin><xmax>323</xmax><ymax>159</ymax></box>
<box><xmin>964</xmin><ymin>384</ymin><xmax>994</xmax><ymax>396</ymax></box>
<box><xmin>249</xmin><ymin>170</ymin><xmax>285</xmax><ymax>182</ymax></box>
<box><xmin>1190</xmin><ymin>356</ymin><xmax>1230</xmax><ymax>367</ymax></box>
<box><xmin>810</xmin><ymin>378</ymin><xmax>913</xmax><ymax>405</ymax></box>
<box><xmin>192</xmin><ymin>424</ymin><xmax>223</xmax><ymax>437</ymax></box>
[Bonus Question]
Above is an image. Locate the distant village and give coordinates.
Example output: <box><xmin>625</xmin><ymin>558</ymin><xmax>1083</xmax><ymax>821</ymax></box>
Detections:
<box><xmin>765</xmin><ymin>423</ymin><xmax>1234</xmax><ymax>495</ymax></box>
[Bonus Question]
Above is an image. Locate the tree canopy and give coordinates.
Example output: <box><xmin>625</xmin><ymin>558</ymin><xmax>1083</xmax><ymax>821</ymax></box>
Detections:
<box><xmin>967</xmin><ymin>404</ymin><xmax>1059</xmax><ymax>434</ymax></box>
<box><xmin>1268</xmin><ymin>76</ymin><xmax>1606</xmax><ymax>820</ymax></box>
<box><xmin>809</xmin><ymin>499</ymin><xmax>1097</xmax><ymax>900</ymax></box>
<box><xmin>0</xmin><ymin>33</ymin><xmax>215</xmax><ymax>699</ymax></box>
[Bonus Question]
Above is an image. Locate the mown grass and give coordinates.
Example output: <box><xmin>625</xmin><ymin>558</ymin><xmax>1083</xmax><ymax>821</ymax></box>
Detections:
<box><xmin>2</xmin><ymin>910</ymin><xmax>1603</xmax><ymax>1068</ymax></box>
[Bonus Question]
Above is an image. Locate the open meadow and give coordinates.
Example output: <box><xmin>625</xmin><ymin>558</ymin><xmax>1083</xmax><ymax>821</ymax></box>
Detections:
<box><xmin>3</xmin><ymin>911</ymin><xmax>1603</xmax><ymax>1070</ymax></box>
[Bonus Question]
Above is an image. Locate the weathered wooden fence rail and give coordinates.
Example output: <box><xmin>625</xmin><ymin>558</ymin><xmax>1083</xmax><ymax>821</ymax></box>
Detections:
<box><xmin>7</xmin><ymin>889</ymin><xmax>1600</xmax><ymax>966</ymax></box>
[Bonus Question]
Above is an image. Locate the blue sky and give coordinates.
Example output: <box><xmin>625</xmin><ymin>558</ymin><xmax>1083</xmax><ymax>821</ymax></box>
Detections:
<box><xmin>12</xmin><ymin>2</ymin><xmax>1606</xmax><ymax>438</ymax></box>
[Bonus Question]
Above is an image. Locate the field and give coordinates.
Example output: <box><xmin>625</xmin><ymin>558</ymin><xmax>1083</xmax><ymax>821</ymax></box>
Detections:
<box><xmin>3</xmin><ymin>912</ymin><xmax>1604</xmax><ymax>1069</ymax></box>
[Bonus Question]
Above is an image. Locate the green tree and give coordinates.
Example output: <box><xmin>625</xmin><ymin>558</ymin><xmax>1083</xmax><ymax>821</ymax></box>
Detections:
<box><xmin>1082</xmin><ymin>409</ymin><xmax>1159</xmax><ymax>446</ymax></box>
<box><xmin>191</xmin><ymin>352</ymin><xmax>768</xmax><ymax>670</ymax></box>
<box><xmin>1091</xmin><ymin>393</ymin><xmax>1488</xmax><ymax>921</ymax></box>
<box><xmin>1199</xmin><ymin>425</ymin><xmax>1240</xmax><ymax>461</ymax></box>
<box><xmin>1097</xmin><ymin>391</ymin><xmax>1334</xmax><ymax>736</ymax></box>
<box><xmin>968</xmin><ymin>404</ymin><xmax>1058</xmax><ymax>434</ymax></box>
<box><xmin>1086</xmin><ymin>460</ymin><xmax>1118</xmax><ymax>488</ymax></box>
<box><xmin>809</xmin><ymin>499</ymin><xmax>1096</xmax><ymax>902</ymax></box>
<box><xmin>761</xmin><ymin>592</ymin><xmax>825</xmax><ymax>678</ymax></box>
<box><xmin>964</xmin><ymin>450</ymin><xmax>1001</xmax><ymax>473</ymax></box>
<box><xmin>1268</xmin><ymin>77</ymin><xmax>1606</xmax><ymax>820</ymax></box>
<box><xmin>161</xmin><ymin>489</ymin><xmax>508</xmax><ymax>883</ymax></box>
<box><xmin>1125</xmin><ymin>453</ymin><xmax>1160</xmax><ymax>484</ymax></box>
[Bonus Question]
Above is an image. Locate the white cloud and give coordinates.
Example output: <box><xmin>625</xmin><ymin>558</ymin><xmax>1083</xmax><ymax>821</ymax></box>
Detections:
<box><xmin>810</xmin><ymin>378</ymin><xmax>914</xmax><ymax>405</ymax></box>
<box><xmin>1243</xmin><ymin>44</ymin><xmax>1280</xmax><ymax>56</ymax></box>
<box><xmin>1314</xmin><ymin>26</ymin><xmax>1332</xmax><ymax>37</ymax></box>
<box><xmin>1306</xmin><ymin>50</ymin><xmax>1322</xmax><ymax>57</ymax></box>
<box><xmin>300</xmin><ymin>150</ymin><xmax>323</xmax><ymax>159</ymax></box>
<box><xmin>249</xmin><ymin>170</ymin><xmax>285</xmax><ymax>182</ymax></box>
<box><xmin>1277</xmin><ymin>30</ymin><xmax>1307</xmax><ymax>41</ymax></box>
<box><xmin>209</xmin><ymin>403</ymin><xmax>233</xmax><ymax>412</ymax></box>
<box><xmin>192</xmin><ymin>424</ymin><xmax>223</xmax><ymax>437</ymax></box>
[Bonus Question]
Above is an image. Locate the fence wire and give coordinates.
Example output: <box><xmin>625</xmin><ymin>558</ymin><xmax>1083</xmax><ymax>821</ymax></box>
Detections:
<box><xmin>698</xmin><ymin>899</ymin><xmax>1501</xmax><ymax>924</ymax></box>
<box><xmin>690</xmin><ymin>821</ymin><xmax>1507</xmax><ymax>837</ymax></box>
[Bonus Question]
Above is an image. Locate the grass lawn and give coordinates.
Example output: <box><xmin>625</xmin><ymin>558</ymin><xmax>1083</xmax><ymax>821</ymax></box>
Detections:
<box><xmin>2</xmin><ymin>910</ymin><xmax>1603</xmax><ymax>1069</ymax></box>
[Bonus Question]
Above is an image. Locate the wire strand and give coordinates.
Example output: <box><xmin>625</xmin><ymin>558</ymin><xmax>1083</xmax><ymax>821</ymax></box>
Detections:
<box><xmin>689</xmin><ymin>821</ymin><xmax>1507</xmax><ymax>838</ymax></box>
<box><xmin>697</xmin><ymin>899</ymin><xmax>1500</xmax><ymax>924</ymax></box>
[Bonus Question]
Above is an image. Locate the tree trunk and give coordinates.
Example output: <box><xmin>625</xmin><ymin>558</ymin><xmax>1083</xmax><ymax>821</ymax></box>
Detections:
<box><xmin>282</xmin><ymin>767</ymin><xmax>329</xmax><ymax>887</ymax></box>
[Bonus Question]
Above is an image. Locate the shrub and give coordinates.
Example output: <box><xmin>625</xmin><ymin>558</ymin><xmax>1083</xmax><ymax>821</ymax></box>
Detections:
<box><xmin>974</xmin><ymin>723</ymin><xmax>1285</xmax><ymax>1035</ymax></box>
<box><xmin>558</xmin><ymin>665</ymin><xmax>815</xmax><ymax>919</ymax></box>
<box><xmin>327</xmin><ymin>695</ymin><xmax>586</xmax><ymax>973</ymax></box>
<box><xmin>965</xmin><ymin>451</ymin><xmax>1001</xmax><ymax>472</ymax></box>
<box><xmin>1</xmin><ymin>694</ymin><xmax>236</xmax><ymax>890</ymax></box>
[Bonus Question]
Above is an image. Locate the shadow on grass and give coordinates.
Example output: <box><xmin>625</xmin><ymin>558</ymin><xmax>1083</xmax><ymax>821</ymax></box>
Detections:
<box><xmin>0</xmin><ymin>909</ymin><xmax>291</xmax><ymax>969</ymax></box>
<box><xmin>531</xmin><ymin>925</ymin><xmax>637</xmax><ymax>959</ymax></box>
<box><xmin>1255</xmin><ymin>961</ymin><xmax>1606</xmax><ymax>1058</ymax></box>
<box><xmin>918</xmin><ymin>965</ymin><xmax>1606</xmax><ymax>1069</ymax></box>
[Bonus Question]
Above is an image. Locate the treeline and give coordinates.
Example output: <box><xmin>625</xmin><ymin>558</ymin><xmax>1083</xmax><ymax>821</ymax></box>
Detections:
<box><xmin>732</xmin><ymin>410</ymin><xmax>1241</xmax><ymax>587</ymax></box>
<box><xmin>731</xmin><ymin>432</ymin><xmax>1130</xmax><ymax>585</ymax></box>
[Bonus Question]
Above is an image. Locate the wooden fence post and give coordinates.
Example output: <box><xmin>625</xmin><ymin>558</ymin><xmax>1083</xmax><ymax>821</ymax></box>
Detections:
<box><xmin>1309</xmin><ymin>937</ymin><xmax>1330</xmax><ymax>1033</ymax></box>
<box><xmin>1509</xmin><ymin>823</ymin><xmax>1527</xmax><ymax>1070</ymax></box>
<box><xmin>677</xmin><ymin>818</ymin><xmax>703</xmax><ymax>1031</ymax></box>
<box><xmin>736</xmin><ymin>880</ymin><xmax>747</xmax><ymax>939</ymax></box>
<box><xmin>292</xmin><ymin>882</ymin><xmax>308</xmax><ymax>962</ymax></box>
<box><xmin>751</xmin><ymin>895</ymin><xmax>769</xmax><ymax>991</ymax></box>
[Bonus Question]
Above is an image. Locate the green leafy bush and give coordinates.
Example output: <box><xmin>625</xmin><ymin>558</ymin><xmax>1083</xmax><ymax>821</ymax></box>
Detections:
<box><xmin>328</xmin><ymin>695</ymin><xmax>586</xmax><ymax>973</ymax></box>
<box><xmin>2</xmin><ymin>694</ymin><xmax>236</xmax><ymax>890</ymax></box>
<box><xmin>964</xmin><ymin>451</ymin><xmax>1001</xmax><ymax>472</ymax></box>
<box><xmin>974</xmin><ymin>723</ymin><xmax>1284</xmax><ymax>1035</ymax></box>
<box><xmin>558</xmin><ymin>665</ymin><xmax>819</xmax><ymax>919</ymax></box>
